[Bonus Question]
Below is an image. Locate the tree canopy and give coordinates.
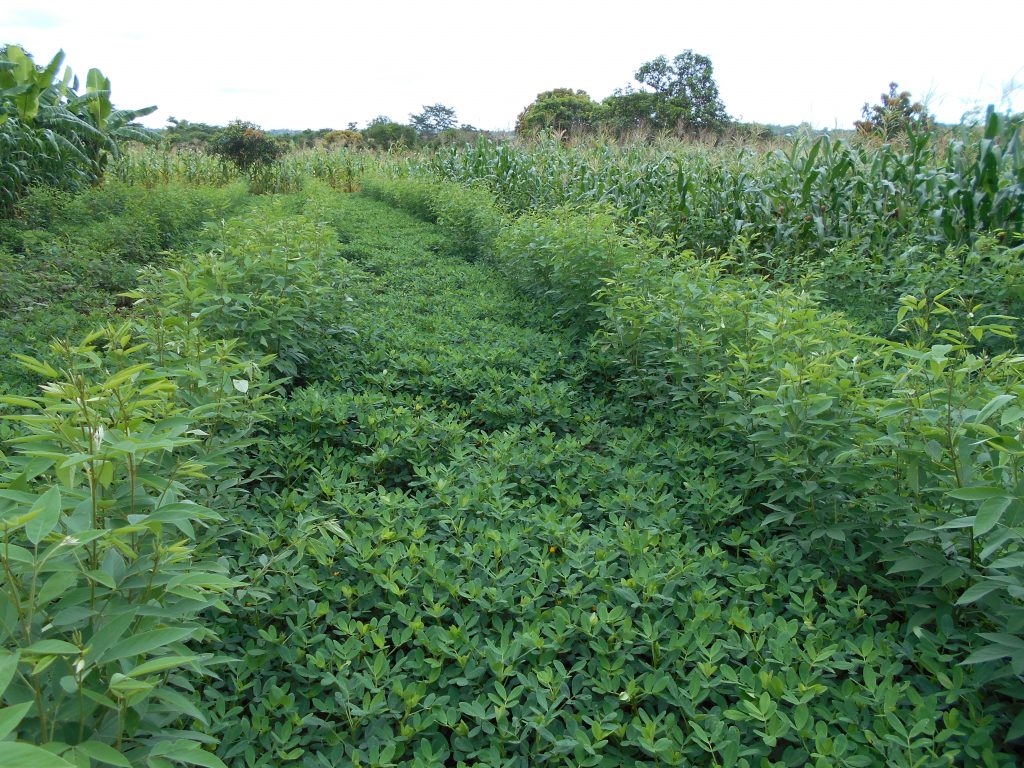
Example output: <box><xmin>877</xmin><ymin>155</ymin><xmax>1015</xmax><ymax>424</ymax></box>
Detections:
<box><xmin>208</xmin><ymin>121</ymin><xmax>283</xmax><ymax>173</ymax></box>
<box><xmin>515</xmin><ymin>52</ymin><xmax>729</xmax><ymax>137</ymax></box>
<box><xmin>410</xmin><ymin>103</ymin><xmax>458</xmax><ymax>139</ymax></box>
<box><xmin>515</xmin><ymin>89</ymin><xmax>600</xmax><ymax>135</ymax></box>
<box><xmin>362</xmin><ymin>116</ymin><xmax>418</xmax><ymax>149</ymax></box>
<box><xmin>631</xmin><ymin>50</ymin><xmax>728</xmax><ymax>132</ymax></box>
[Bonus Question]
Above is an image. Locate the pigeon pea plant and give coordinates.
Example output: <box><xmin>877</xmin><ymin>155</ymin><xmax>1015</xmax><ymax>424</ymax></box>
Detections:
<box><xmin>130</xmin><ymin>191</ymin><xmax>353</xmax><ymax>385</ymax></box>
<box><xmin>0</xmin><ymin>325</ymin><xmax>244</xmax><ymax>767</ymax></box>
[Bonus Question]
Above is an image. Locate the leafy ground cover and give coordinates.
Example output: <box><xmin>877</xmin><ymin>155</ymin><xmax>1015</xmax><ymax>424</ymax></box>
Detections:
<box><xmin>202</xmin><ymin>194</ymin><xmax>1019</xmax><ymax>766</ymax></box>
<box><xmin>1</xmin><ymin>168</ymin><xmax>1021</xmax><ymax>768</ymax></box>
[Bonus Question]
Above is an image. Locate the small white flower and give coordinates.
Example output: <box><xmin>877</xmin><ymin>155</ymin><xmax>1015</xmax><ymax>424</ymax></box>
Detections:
<box><xmin>91</xmin><ymin>424</ymin><xmax>105</xmax><ymax>452</ymax></box>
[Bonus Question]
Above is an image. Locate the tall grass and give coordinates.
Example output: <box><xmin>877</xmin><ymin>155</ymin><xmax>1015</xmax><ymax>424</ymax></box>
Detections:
<box><xmin>111</xmin><ymin>146</ymin><xmax>375</xmax><ymax>194</ymax></box>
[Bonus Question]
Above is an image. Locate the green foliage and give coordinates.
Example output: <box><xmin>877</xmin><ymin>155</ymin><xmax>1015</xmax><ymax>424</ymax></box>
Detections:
<box><xmin>421</xmin><ymin>120</ymin><xmax>1024</xmax><ymax>335</ymax></box>
<box><xmin>6</xmin><ymin>129</ymin><xmax>1024</xmax><ymax>766</ymax></box>
<box><xmin>0</xmin><ymin>324</ymin><xmax>254</xmax><ymax>765</ymax></box>
<box><xmin>0</xmin><ymin>181</ymin><xmax>250</xmax><ymax>396</ymax></box>
<box><xmin>208</xmin><ymin>121</ymin><xmax>283</xmax><ymax>176</ymax></box>
<box><xmin>630</xmin><ymin>50</ymin><xmax>729</xmax><ymax>132</ymax></box>
<box><xmin>322</xmin><ymin>129</ymin><xmax>363</xmax><ymax>148</ymax></box>
<box><xmin>515</xmin><ymin>89</ymin><xmax>600</xmax><ymax>136</ymax></box>
<box><xmin>194</xmin><ymin>192</ymin><xmax>1021</xmax><ymax>765</ymax></box>
<box><xmin>361</xmin><ymin>117</ymin><xmax>418</xmax><ymax>150</ymax></box>
<box><xmin>0</xmin><ymin>45</ymin><xmax>155</xmax><ymax>214</ymax></box>
<box><xmin>514</xmin><ymin>51</ymin><xmax>728</xmax><ymax>137</ymax></box>
<box><xmin>361</xmin><ymin>175</ymin><xmax>501</xmax><ymax>261</ymax></box>
<box><xmin>598</xmin><ymin>90</ymin><xmax>664</xmax><ymax>136</ymax></box>
<box><xmin>161</xmin><ymin>116</ymin><xmax>221</xmax><ymax>148</ymax></box>
<box><xmin>409</xmin><ymin>103</ymin><xmax>457</xmax><ymax>139</ymax></box>
<box><xmin>495</xmin><ymin>208</ymin><xmax>639</xmax><ymax>328</ymax></box>
<box><xmin>130</xmin><ymin>193</ymin><xmax>353</xmax><ymax>384</ymax></box>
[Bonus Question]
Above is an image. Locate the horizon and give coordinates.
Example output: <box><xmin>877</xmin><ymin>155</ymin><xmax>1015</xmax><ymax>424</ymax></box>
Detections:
<box><xmin>2</xmin><ymin>1</ymin><xmax>1022</xmax><ymax>133</ymax></box>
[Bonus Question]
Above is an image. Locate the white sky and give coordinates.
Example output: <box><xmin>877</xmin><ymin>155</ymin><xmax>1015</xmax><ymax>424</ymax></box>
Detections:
<box><xmin>3</xmin><ymin>0</ymin><xmax>1022</xmax><ymax>131</ymax></box>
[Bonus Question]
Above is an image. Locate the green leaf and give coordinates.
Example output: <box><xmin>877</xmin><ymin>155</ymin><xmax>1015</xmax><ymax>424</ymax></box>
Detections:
<box><xmin>24</xmin><ymin>639</ymin><xmax>80</xmax><ymax>655</ymax></box>
<box><xmin>963</xmin><ymin>643</ymin><xmax>1014</xmax><ymax>664</ymax></box>
<box><xmin>975</xmin><ymin>393</ymin><xmax>1016</xmax><ymax>423</ymax></box>
<box><xmin>150</xmin><ymin>741</ymin><xmax>228</xmax><ymax>768</ymax></box>
<box><xmin>74</xmin><ymin>742</ymin><xmax>131</xmax><ymax>768</ymax></box>
<box><xmin>0</xmin><ymin>701</ymin><xmax>33</xmax><ymax>741</ymax></box>
<box><xmin>956</xmin><ymin>582</ymin><xmax>1001</xmax><ymax>605</ymax></box>
<box><xmin>974</xmin><ymin>496</ymin><xmax>1011</xmax><ymax>536</ymax></box>
<box><xmin>126</xmin><ymin>655</ymin><xmax>198</xmax><ymax>678</ymax></box>
<box><xmin>1008</xmin><ymin>709</ymin><xmax>1024</xmax><ymax>741</ymax></box>
<box><xmin>0</xmin><ymin>653</ymin><xmax>19</xmax><ymax>697</ymax></box>
<box><xmin>988</xmin><ymin>553</ymin><xmax>1024</xmax><ymax>569</ymax></box>
<box><xmin>98</xmin><ymin>627</ymin><xmax>193</xmax><ymax>663</ymax></box>
<box><xmin>25</xmin><ymin>486</ymin><xmax>62</xmax><ymax>545</ymax></box>
<box><xmin>946</xmin><ymin>486</ymin><xmax>1008</xmax><ymax>502</ymax></box>
<box><xmin>84</xmin><ymin>611</ymin><xmax>137</xmax><ymax>665</ymax></box>
<box><xmin>0</xmin><ymin>743</ymin><xmax>75</xmax><ymax>768</ymax></box>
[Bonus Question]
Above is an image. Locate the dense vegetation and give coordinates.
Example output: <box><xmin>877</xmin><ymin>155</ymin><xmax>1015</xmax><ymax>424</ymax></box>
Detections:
<box><xmin>419</xmin><ymin>116</ymin><xmax>1024</xmax><ymax>336</ymax></box>
<box><xmin>1</xmin><ymin>40</ymin><xmax>1024</xmax><ymax>768</ymax></box>
<box><xmin>0</xmin><ymin>46</ymin><xmax>154</xmax><ymax>213</ymax></box>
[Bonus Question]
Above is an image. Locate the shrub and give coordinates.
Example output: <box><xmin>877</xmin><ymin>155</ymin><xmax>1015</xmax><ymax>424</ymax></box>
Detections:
<box><xmin>208</xmin><ymin>121</ymin><xmax>284</xmax><ymax>175</ymax></box>
<box><xmin>0</xmin><ymin>326</ymin><xmax>243</xmax><ymax>765</ymax></box>
<box><xmin>495</xmin><ymin>208</ymin><xmax>640</xmax><ymax>328</ymax></box>
<box><xmin>361</xmin><ymin>175</ymin><xmax>501</xmax><ymax>261</ymax></box>
<box><xmin>132</xmin><ymin>198</ymin><xmax>352</xmax><ymax>383</ymax></box>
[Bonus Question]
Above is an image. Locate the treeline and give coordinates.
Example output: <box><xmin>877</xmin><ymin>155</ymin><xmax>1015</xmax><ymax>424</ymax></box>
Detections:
<box><xmin>515</xmin><ymin>50</ymin><xmax>728</xmax><ymax>137</ymax></box>
<box><xmin>161</xmin><ymin>107</ymin><xmax>498</xmax><ymax>155</ymax></box>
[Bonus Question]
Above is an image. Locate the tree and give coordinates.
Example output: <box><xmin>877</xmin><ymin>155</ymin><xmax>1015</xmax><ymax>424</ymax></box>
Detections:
<box><xmin>600</xmin><ymin>88</ymin><xmax>669</xmax><ymax>134</ymax></box>
<box><xmin>163</xmin><ymin>117</ymin><xmax>220</xmax><ymax>148</ymax></box>
<box><xmin>361</xmin><ymin>116</ymin><xmax>417</xmax><ymax>149</ymax></box>
<box><xmin>855</xmin><ymin>82</ymin><xmax>933</xmax><ymax>140</ymax></box>
<box><xmin>515</xmin><ymin>89</ymin><xmax>599</xmax><ymax>135</ymax></box>
<box><xmin>410</xmin><ymin>103</ymin><xmax>457</xmax><ymax>139</ymax></box>
<box><xmin>208</xmin><ymin>120</ymin><xmax>283</xmax><ymax>173</ymax></box>
<box><xmin>323</xmin><ymin>129</ymin><xmax>363</xmax><ymax>147</ymax></box>
<box><xmin>632</xmin><ymin>50</ymin><xmax>728</xmax><ymax>132</ymax></box>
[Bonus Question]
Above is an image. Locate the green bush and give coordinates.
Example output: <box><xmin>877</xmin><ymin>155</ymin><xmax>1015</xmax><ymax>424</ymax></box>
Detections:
<box><xmin>208</xmin><ymin>121</ymin><xmax>284</xmax><ymax>176</ymax></box>
<box><xmin>132</xmin><ymin>195</ymin><xmax>352</xmax><ymax>384</ymax></box>
<box><xmin>0</xmin><ymin>325</ymin><xmax>250</xmax><ymax>766</ymax></box>
<box><xmin>0</xmin><ymin>182</ymin><xmax>249</xmax><ymax>396</ymax></box>
<box><xmin>5</xmin><ymin>147</ymin><xmax>1023</xmax><ymax>766</ymax></box>
<box><xmin>495</xmin><ymin>208</ymin><xmax>640</xmax><ymax>328</ymax></box>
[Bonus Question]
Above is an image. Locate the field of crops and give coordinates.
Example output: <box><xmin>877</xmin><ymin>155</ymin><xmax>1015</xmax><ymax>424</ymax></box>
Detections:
<box><xmin>1</xmin><ymin>112</ymin><xmax>1024</xmax><ymax>768</ymax></box>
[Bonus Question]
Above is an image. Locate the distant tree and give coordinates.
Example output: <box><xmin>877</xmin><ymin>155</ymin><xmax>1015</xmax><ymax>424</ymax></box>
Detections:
<box><xmin>323</xmin><ymin>129</ymin><xmax>363</xmax><ymax>147</ymax></box>
<box><xmin>515</xmin><ymin>89</ymin><xmax>599</xmax><ymax>135</ymax></box>
<box><xmin>362</xmin><ymin>116</ymin><xmax>418</xmax><ymax>149</ymax></box>
<box><xmin>632</xmin><ymin>51</ymin><xmax>728</xmax><ymax>132</ymax></box>
<box><xmin>163</xmin><ymin>117</ymin><xmax>220</xmax><ymax>148</ymax></box>
<box><xmin>410</xmin><ymin>103</ymin><xmax>458</xmax><ymax>139</ymax></box>
<box><xmin>208</xmin><ymin>120</ymin><xmax>283</xmax><ymax>173</ymax></box>
<box><xmin>855</xmin><ymin>82</ymin><xmax>933</xmax><ymax>140</ymax></box>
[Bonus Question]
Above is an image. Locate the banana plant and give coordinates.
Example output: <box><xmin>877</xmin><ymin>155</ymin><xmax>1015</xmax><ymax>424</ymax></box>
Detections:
<box><xmin>0</xmin><ymin>45</ymin><xmax>156</xmax><ymax>213</ymax></box>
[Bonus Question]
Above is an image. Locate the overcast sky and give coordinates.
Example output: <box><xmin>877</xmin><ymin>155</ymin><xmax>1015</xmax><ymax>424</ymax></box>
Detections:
<box><xmin>3</xmin><ymin>0</ymin><xmax>1022</xmax><ymax>131</ymax></box>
